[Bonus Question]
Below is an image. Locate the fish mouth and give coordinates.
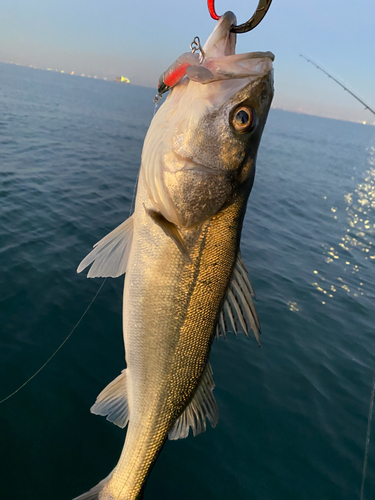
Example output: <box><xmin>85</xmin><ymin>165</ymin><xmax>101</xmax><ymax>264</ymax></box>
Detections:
<box><xmin>194</xmin><ymin>10</ymin><xmax>274</xmax><ymax>84</ymax></box>
<box><xmin>211</xmin><ymin>51</ymin><xmax>274</xmax><ymax>80</ymax></box>
<box><xmin>186</xmin><ymin>51</ymin><xmax>274</xmax><ymax>85</ymax></box>
<box><xmin>202</xmin><ymin>10</ymin><xmax>275</xmax><ymax>63</ymax></box>
<box><xmin>246</xmin><ymin>51</ymin><xmax>275</xmax><ymax>61</ymax></box>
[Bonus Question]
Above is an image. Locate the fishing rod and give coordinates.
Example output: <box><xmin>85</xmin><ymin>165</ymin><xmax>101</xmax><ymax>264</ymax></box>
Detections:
<box><xmin>300</xmin><ymin>54</ymin><xmax>375</xmax><ymax>116</ymax></box>
<box><xmin>302</xmin><ymin>52</ymin><xmax>375</xmax><ymax>499</ymax></box>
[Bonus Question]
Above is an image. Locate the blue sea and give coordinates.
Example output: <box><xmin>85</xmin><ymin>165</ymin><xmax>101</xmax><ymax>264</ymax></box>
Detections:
<box><xmin>1</xmin><ymin>61</ymin><xmax>374</xmax><ymax>500</ymax></box>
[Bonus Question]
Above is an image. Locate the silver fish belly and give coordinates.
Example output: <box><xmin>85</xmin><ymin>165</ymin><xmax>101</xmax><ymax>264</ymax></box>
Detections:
<box><xmin>75</xmin><ymin>11</ymin><xmax>274</xmax><ymax>500</ymax></box>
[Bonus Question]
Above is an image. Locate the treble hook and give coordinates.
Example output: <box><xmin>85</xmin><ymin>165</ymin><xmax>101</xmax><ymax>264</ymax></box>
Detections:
<box><xmin>207</xmin><ymin>0</ymin><xmax>273</xmax><ymax>33</ymax></box>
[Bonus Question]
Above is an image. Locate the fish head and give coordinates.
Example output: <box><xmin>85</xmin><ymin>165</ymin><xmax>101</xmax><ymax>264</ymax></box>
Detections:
<box><xmin>141</xmin><ymin>12</ymin><xmax>274</xmax><ymax>228</ymax></box>
<box><xmin>178</xmin><ymin>61</ymin><xmax>274</xmax><ymax>180</ymax></box>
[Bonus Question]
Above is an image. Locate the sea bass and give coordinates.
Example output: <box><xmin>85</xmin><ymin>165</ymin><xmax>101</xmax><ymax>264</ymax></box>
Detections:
<box><xmin>74</xmin><ymin>11</ymin><xmax>274</xmax><ymax>500</ymax></box>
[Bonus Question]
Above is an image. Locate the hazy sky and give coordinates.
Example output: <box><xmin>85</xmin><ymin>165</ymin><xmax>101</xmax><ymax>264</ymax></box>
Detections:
<box><xmin>1</xmin><ymin>0</ymin><xmax>374</xmax><ymax>124</ymax></box>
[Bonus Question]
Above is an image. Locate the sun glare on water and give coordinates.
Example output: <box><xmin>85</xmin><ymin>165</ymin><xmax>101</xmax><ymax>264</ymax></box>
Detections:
<box><xmin>311</xmin><ymin>142</ymin><xmax>375</xmax><ymax>303</ymax></box>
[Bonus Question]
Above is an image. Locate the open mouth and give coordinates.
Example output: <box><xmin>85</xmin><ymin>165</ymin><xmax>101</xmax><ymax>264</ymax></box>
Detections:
<box><xmin>186</xmin><ymin>51</ymin><xmax>274</xmax><ymax>85</ymax></box>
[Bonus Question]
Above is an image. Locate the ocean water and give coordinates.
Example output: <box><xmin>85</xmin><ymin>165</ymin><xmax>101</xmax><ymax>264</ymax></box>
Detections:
<box><xmin>1</xmin><ymin>61</ymin><xmax>374</xmax><ymax>500</ymax></box>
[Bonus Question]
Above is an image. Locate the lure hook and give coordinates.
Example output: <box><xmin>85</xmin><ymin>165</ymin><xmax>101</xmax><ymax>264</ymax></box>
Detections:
<box><xmin>207</xmin><ymin>0</ymin><xmax>273</xmax><ymax>33</ymax></box>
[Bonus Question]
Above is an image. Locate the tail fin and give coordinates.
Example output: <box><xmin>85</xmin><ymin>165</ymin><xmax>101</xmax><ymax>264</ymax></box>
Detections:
<box><xmin>72</xmin><ymin>473</ymin><xmax>145</xmax><ymax>500</ymax></box>
<box><xmin>72</xmin><ymin>473</ymin><xmax>113</xmax><ymax>500</ymax></box>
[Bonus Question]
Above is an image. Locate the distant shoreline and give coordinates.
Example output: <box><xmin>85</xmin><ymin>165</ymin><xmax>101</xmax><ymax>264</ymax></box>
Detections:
<box><xmin>1</xmin><ymin>60</ymin><xmax>374</xmax><ymax>127</ymax></box>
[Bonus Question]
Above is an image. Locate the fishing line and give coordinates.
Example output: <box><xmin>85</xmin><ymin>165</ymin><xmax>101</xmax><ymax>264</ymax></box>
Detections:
<box><xmin>1</xmin><ymin>117</ymin><xmax>144</xmax><ymax>406</ymax></box>
<box><xmin>360</xmin><ymin>368</ymin><xmax>375</xmax><ymax>500</ymax></box>
<box><xmin>129</xmin><ymin>171</ymin><xmax>139</xmax><ymax>216</ymax></box>
<box><xmin>1</xmin><ymin>162</ymin><xmax>138</xmax><ymax>405</ymax></box>
<box><xmin>0</xmin><ymin>279</ymin><xmax>106</xmax><ymax>405</ymax></box>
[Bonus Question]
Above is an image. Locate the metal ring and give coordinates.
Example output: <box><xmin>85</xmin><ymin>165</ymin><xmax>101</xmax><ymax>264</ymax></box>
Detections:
<box><xmin>208</xmin><ymin>0</ymin><xmax>273</xmax><ymax>33</ymax></box>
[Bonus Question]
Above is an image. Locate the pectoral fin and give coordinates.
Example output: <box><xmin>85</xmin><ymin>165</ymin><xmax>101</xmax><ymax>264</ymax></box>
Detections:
<box><xmin>168</xmin><ymin>363</ymin><xmax>218</xmax><ymax>440</ymax></box>
<box><xmin>77</xmin><ymin>216</ymin><xmax>134</xmax><ymax>278</ymax></box>
<box><xmin>146</xmin><ymin>209</ymin><xmax>190</xmax><ymax>262</ymax></box>
<box><xmin>90</xmin><ymin>370</ymin><xmax>129</xmax><ymax>429</ymax></box>
<box><xmin>216</xmin><ymin>252</ymin><xmax>261</xmax><ymax>346</ymax></box>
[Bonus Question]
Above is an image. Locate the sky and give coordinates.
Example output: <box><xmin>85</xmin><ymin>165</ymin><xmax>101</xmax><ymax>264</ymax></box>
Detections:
<box><xmin>1</xmin><ymin>0</ymin><xmax>374</xmax><ymax>124</ymax></box>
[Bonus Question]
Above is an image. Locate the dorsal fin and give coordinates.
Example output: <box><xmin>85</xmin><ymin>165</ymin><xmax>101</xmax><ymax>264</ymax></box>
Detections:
<box><xmin>77</xmin><ymin>216</ymin><xmax>134</xmax><ymax>278</ymax></box>
<box><xmin>216</xmin><ymin>252</ymin><xmax>261</xmax><ymax>345</ymax></box>
<box><xmin>168</xmin><ymin>363</ymin><xmax>218</xmax><ymax>440</ymax></box>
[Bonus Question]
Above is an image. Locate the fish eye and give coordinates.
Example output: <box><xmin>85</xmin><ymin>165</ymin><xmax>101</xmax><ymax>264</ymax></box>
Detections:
<box><xmin>231</xmin><ymin>106</ymin><xmax>256</xmax><ymax>133</ymax></box>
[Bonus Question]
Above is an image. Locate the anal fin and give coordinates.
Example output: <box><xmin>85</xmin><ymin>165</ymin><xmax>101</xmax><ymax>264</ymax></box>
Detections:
<box><xmin>90</xmin><ymin>370</ymin><xmax>129</xmax><ymax>429</ymax></box>
<box><xmin>168</xmin><ymin>363</ymin><xmax>218</xmax><ymax>440</ymax></box>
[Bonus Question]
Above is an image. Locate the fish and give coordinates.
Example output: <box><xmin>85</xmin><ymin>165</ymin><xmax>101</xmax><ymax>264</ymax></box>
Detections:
<box><xmin>74</xmin><ymin>11</ymin><xmax>274</xmax><ymax>500</ymax></box>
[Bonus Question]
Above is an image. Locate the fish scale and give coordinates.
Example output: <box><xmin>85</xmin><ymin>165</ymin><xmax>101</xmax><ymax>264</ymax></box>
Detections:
<box><xmin>75</xmin><ymin>10</ymin><xmax>273</xmax><ymax>499</ymax></box>
<box><xmin>105</xmin><ymin>184</ymin><xmax>246</xmax><ymax>499</ymax></box>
